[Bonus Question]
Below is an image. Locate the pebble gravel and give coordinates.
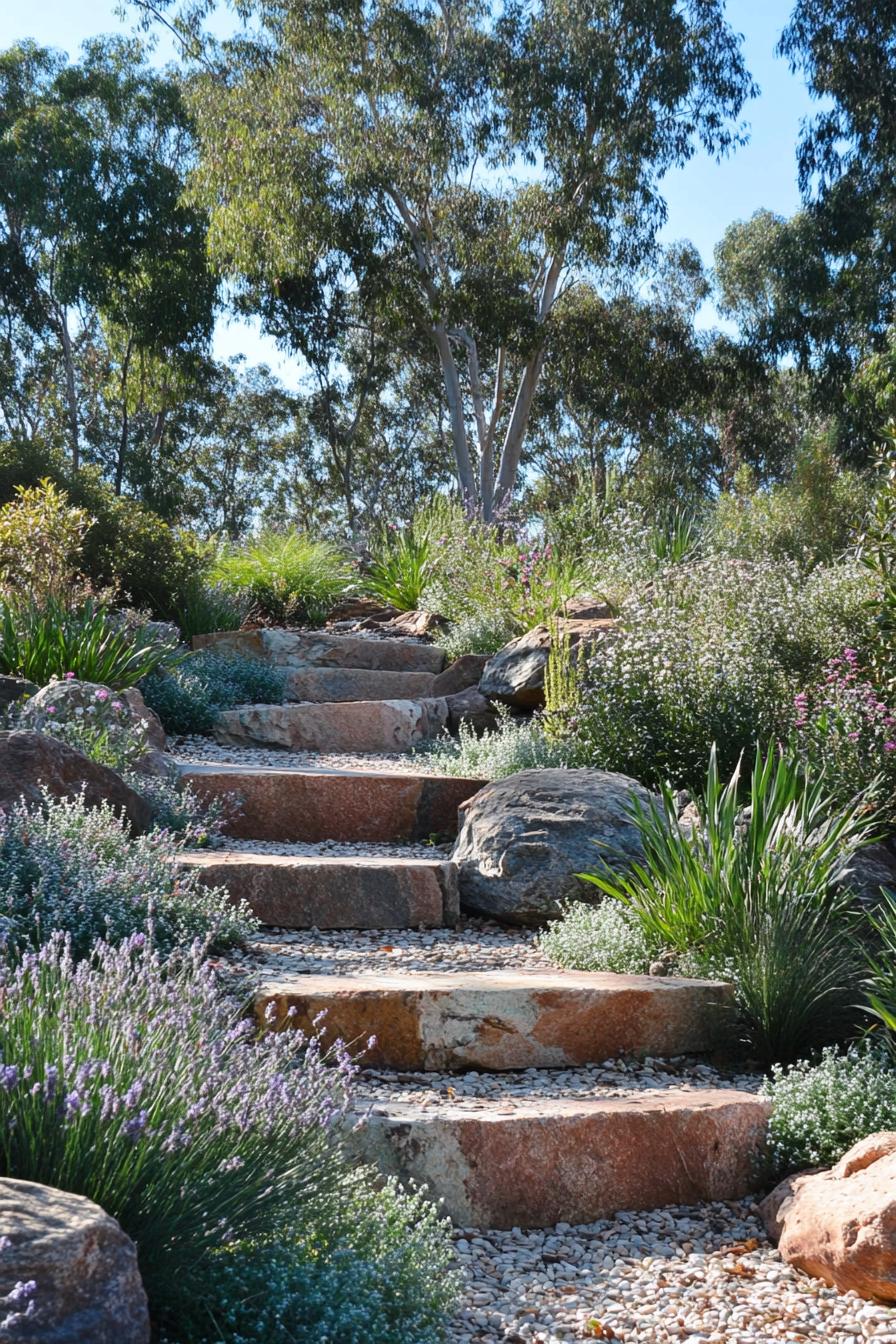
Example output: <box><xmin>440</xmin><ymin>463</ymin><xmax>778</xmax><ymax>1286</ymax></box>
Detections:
<box><xmin>358</xmin><ymin>1058</ymin><xmax>762</xmax><ymax>1108</ymax></box>
<box><xmin>174</xmin><ymin>736</ymin><xmax>442</xmax><ymax>774</ymax></box>
<box><xmin>246</xmin><ymin>918</ymin><xmax>547</xmax><ymax>976</ymax></box>
<box><xmin>219</xmin><ymin>836</ymin><xmax>449</xmax><ymax>860</ymax></box>
<box><xmin>447</xmin><ymin>1200</ymin><xmax>896</xmax><ymax>1342</ymax></box>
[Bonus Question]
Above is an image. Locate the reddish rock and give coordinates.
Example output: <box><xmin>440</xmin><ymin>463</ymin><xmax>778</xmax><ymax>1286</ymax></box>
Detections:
<box><xmin>284</xmin><ymin>666</ymin><xmax>436</xmax><ymax>703</ymax></box>
<box><xmin>354</xmin><ymin>1089</ymin><xmax>770</xmax><ymax>1227</ymax></box>
<box><xmin>179</xmin><ymin>763</ymin><xmax>485</xmax><ymax>842</ymax></box>
<box><xmin>214</xmin><ymin>697</ymin><xmax>449</xmax><ymax>753</ymax></box>
<box><xmin>194</xmin><ymin>628</ymin><xmax>445</xmax><ymax>674</ymax></box>
<box><xmin>0</xmin><ymin>1178</ymin><xmax>149</xmax><ymax>1343</ymax></box>
<box><xmin>762</xmin><ymin>1132</ymin><xmax>896</xmax><ymax>1302</ymax></box>
<box><xmin>430</xmin><ymin>654</ymin><xmax>490</xmax><ymax>698</ymax></box>
<box><xmin>181</xmin><ymin>851</ymin><xmax>458</xmax><ymax>928</ymax></box>
<box><xmin>479</xmin><ymin>617</ymin><xmax>616</xmax><ymax>708</ymax></box>
<box><xmin>258</xmin><ymin>969</ymin><xmax>735</xmax><ymax>1069</ymax></box>
<box><xmin>0</xmin><ymin>732</ymin><xmax>153</xmax><ymax>833</ymax></box>
<box><xmin>327</xmin><ymin>597</ymin><xmax>399</xmax><ymax>624</ymax></box>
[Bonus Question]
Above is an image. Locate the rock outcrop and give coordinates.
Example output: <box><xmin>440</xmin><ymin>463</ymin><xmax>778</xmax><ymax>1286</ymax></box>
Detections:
<box><xmin>452</xmin><ymin>766</ymin><xmax>655</xmax><ymax>925</ymax></box>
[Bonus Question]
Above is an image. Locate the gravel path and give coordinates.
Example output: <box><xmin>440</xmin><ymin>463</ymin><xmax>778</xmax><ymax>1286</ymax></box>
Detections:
<box><xmin>448</xmin><ymin>1200</ymin><xmax>896</xmax><ymax>1342</ymax></box>
<box><xmin>175</xmin><ymin>736</ymin><xmax>444</xmax><ymax>774</ymax></box>
<box><xmin>218</xmin><ymin>836</ymin><xmax>450</xmax><ymax>860</ymax></box>
<box><xmin>358</xmin><ymin>1058</ymin><xmax>762</xmax><ymax>1107</ymax></box>
<box><xmin>246</xmin><ymin>919</ymin><xmax>548</xmax><ymax>976</ymax></box>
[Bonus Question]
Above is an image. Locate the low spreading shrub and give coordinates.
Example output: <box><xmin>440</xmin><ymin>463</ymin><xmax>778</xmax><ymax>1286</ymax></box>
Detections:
<box><xmin>764</xmin><ymin>1046</ymin><xmax>896</xmax><ymax>1172</ymax></box>
<box><xmin>177</xmin><ymin>1174</ymin><xmax>459</xmax><ymax>1344</ymax></box>
<box><xmin>211</xmin><ymin>531</ymin><xmax>354</xmax><ymax>625</ymax></box>
<box><xmin>0</xmin><ymin>795</ymin><xmax>254</xmax><ymax>959</ymax></box>
<box><xmin>440</xmin><ymin>611</ymin><xmax>518</xmax><ymax>660</ymax></box>
<box><xmin>577</xmin><ymin>746</ymin><xmax>877</xmax><ymax>1064</ymax></box>
<box><xmin>0</xmin><ymin>599</ymin><xmax>179</xmax><ymax>688</ymax></box>
<box><xmin>539</xmin><ymin>900</ymin><xmax>652</xmax><ymax>974</ymax></box>
<box><xmin>421</xmin><ymin>711</ymin><xmax>571</xmax><ymax>779</ymax></box>
<box><xmin>559</xmin><ymin>556</ymin><xmax>876</xmax><ymax>791</ymax></box>
<box><xmin>17</xmin><ymin>678</ymin><xmax>151</xmax><ymax>773</ymax></box>
<box><xmin>141</xmin><ymin>651</ymin><xmax>286</xmax><ymax>736</ymax></box>
<box><xmin>0</xmin><ymin>934</ymin><xmax>357</xmax><ymax>1337</ymax></box>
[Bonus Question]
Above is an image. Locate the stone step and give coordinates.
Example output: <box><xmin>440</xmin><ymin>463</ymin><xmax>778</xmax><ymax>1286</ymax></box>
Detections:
<box><xmin>256</xmin><ymin>970</ymin><xmax>735</xmax><ymax>1069</ymax></box>
<box><xmin>179</xmin><ymin>762</ymin><xmax>484</xmax><ymax>842</ymax></box>
<box><xmin>213</xmin><ymin>698</ymin><xmax>448</xmax><ymax>754</ymax></box>
<box><xmin>351</xmin><ymin>1087</ymin><xmax>770</xmax><ymax>1228</ymax></box>
<box><xmin>195</xmin><ymin>629</ymin><xmax>445</xmax><ymax>674</ymax></box>
<box><xmin>284</xmin><ymin>667</ymin><xmax>437</xmax><ymax>703</ymax></box>
<box><xmin>181</xmin><ymin>850</ymin><xmax>458</xmax><ymax>928</ymax></box>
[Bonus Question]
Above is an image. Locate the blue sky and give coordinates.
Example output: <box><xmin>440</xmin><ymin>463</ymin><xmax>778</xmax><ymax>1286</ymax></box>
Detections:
<box><xmin>1</xmin><ymin>0</ymin><xmax>814</xmax><ymax>384</ymax></box>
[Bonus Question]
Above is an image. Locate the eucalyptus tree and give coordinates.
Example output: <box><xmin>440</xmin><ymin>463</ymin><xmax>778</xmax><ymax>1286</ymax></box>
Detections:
<box><xmin>133</xmin><ymin>0</ymin><xmax>755</xmax><ymax>518</ymax></box>
<box><xmin>0</xmin><ymin>37</ymin><xmax>215</xmax><ymax>473</ymax></box>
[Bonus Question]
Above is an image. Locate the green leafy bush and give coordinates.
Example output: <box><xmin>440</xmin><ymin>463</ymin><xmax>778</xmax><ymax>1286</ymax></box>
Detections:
<box><xmin>706</xmin><ymin>445</ymin><xmax>872</xmax><ymax>570</ymax></box>
<box><xmin>179</xmin><ymin>1174</ymin><xmax>459</xmax><ymax>1344</ymax></box>
<box><xmin>0</xmin><ymin>599</ymin><xmax>180</xmax><ymax>688</ymax></box>
<box><xmin>0</xmin><ymin>438</ymin><xmax>211</xmax><ymax>620</ymax></box>
<box><xmin>0</xmin><ymin>478</ymin><xmax>92</xmax><ymax>606</ymax></box>
<box><xmin>0</xmin><ymin>794</ymin><xmax>254</xmax><ymax>959</ymax></box>
<box><xmin>212</xmin><ymin>531</ymin><xmax>354</xmax><ymax>625</ymax></box>
<box><xmin>539</xmin><ymin>900</ymin><xmax>652</xmax><ymax>974</ymax></box>
<box><xmin>764</xmin><ymin>1046</ymin><xmax>896</xmax><ymax>1172</ymax></box>
<box><xmin>579</xmin><ymin>746</ymin><xmax>877</xmax><ymax>1064</ymax></box>
<box><xmin>366</xmin><ymin>523</ymin><xmax>434</xmax><ymax>612</ymax></box>
<box><xmin>141</xmin><ymin>651</ymin><xmax>286</xmax><ymax>736</ymax></box>
<box><xmin>0</xmin><ymin>934</ymin><xmax>357</xmax><ymax>1337</ymax></box>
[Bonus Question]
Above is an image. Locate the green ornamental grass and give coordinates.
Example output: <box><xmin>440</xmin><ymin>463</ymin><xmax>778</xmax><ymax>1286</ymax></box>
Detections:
<box><xmin>211</xmin><ymin>531</ymin><xmax>354</xmax><ymax>626</ymax></box>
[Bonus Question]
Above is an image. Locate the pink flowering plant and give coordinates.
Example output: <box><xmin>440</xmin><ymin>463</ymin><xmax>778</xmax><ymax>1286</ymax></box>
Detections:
<box><xmin>791</xmin><ymin>649</ymin><xmax>896</xmax><ymax>821</ymax></box>
<box><xmin>18</xmin><ymin>679</ymin><xmax>149</xmax><ymax>773</ymax></box>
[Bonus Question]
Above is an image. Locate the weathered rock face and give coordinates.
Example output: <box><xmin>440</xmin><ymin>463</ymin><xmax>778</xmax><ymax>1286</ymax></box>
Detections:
<box><xmin>445</xmin><ymin>686</ymin><xmax>500</xmax><ymax>736</ymax></box>
<box><xmin>360</xmin><ymin>609</ymin><xmax>447</xmax><ymax>639</ymax></box>
<box><xmin>430</xmin><ymin>654</ymin><xmax>490</xmax><ymax>698</ymax></box>
<box><xmin>353</xmin><ymin>1090</ymin><xmax>771</xmax><ymax>1228</ymax></box>
<box><xmin>479</xmin><ymin>616</ymin><xmax>615</xmax><ymax>708</ymax></box>
<box><xmin>214</xmin><ymin>697</ymin><xmax>449</xmax><ymax>754</ymax></box>
<box><xmin>0</xmin><ymin>1178</ymin><xmax>150</xmax><ymax>1343</ymax></box>
<box><xmin>0</xmin><ymin>731</ymin><xmax>153</xmax><ymax>833</ymax></box>
<box><xmin>762</xmin><ymin>1132</ymin><xmax>896</xmax><ymax>1302</ymax></box>
<box><xmin>194</xmin><ymin>628</ymin><xmax>445</xmax><ymax>674</ymax></box>
<box><xmin>0</xmin><ymin>675</ymin><xmax>38</xmax><ymax>709</ymax></box>
<box><xmin>452</xmin><ymin>767</ymin><xmax>656</xmax><ymax>925</ymax></box>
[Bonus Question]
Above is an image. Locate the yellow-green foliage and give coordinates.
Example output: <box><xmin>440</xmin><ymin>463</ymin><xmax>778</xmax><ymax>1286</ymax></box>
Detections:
<box><xmin>0</xmin><ymin>479</ymin><xmax>93</xmax><ymax>606</ymax></box>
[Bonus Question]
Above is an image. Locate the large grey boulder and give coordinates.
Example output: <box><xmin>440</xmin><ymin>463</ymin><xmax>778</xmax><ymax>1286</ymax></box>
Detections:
<box><xmin>0</xmin><ymin>732</ymin><xmax>154</xmax><ymax>833</ymax></box>
<box><xmin>479</xmin><ymin>615</ymin><xmax>615</xmax><ymax>709</ymax></box>
<box><xmin>0</xmin><ymin>1178</ymin><xmax>150</xmax><ymax>1342</ymax></box>
<box><xmin>452</xmin><ymin>767</ymin><xmax>656</xmax><ymax>925</ymax></box>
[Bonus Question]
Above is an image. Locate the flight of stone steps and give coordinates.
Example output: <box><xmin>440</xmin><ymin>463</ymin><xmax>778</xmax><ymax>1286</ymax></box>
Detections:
<box><xmin>177</xmin><ymin>627</ymin><xmax>770</xmax><ymax>1232</ymax></box>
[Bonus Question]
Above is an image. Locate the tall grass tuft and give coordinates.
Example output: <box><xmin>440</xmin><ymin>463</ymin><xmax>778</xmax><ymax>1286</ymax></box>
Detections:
<box><xmin>211</xmin><ymin>531</ymin><xmax>354</xmax><ymax>626</ymax></box>
<box><xmin>579</xmin><ymin>745</ymin><xmax>879</xmax><ymax>1063</ymax></box>
<box><xmin>366</xmin><ymin>524</ymin><xmax>434</xmax><ymax>612</ymax></box>
<box><xmin>0</xmin><ymin>599</ymin><xmax>179</xmax><ymax>688</ymax></box>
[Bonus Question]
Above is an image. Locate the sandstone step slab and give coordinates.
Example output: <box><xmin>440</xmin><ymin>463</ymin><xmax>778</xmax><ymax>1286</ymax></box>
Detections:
<box><xmin>214</xmin><ymin>699</ymin><xmax>449</xmax><ymax>753</ymax></box>
<box><xmin>195</xmin><ymin>629</ymin><xmax>445</xmax><ymax>674</ymax></box>
<box><xmin>352</xmin><ymin>1089</ymin><xmax>771</xmax><ymax>1228</ymax></box>
<box><xmin>181</xmin><ymin>850</ymin><xmax>459</xmax><ymax>928</ymax></box>
<box><xmin>179</xmin><ymin>763</ymin><xmax>484</xmax><ymax>842</ymax></box>
<box><xmin>256</xmin><ymin>970</ymin><xmax>735</xmax><ymax>1069</ymax></box>
<box><xmin>284</xmin><ymin>666</ymin><xmax>437</xmax><ymax>703</ymax></box>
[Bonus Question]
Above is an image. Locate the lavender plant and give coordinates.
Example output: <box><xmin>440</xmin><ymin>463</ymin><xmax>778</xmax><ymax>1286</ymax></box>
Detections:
<box><xmin>0</xmin><ymin>794</ymin><xmax>254</xmax><ymax>959</ymax></box>
<box><xmin>0</xmin><ymin>934</ymin><xmax>357</xmax><ymax>1335</ymax></box>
